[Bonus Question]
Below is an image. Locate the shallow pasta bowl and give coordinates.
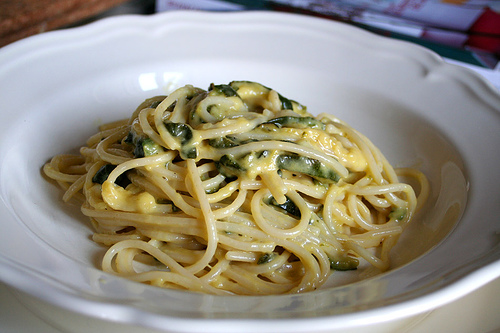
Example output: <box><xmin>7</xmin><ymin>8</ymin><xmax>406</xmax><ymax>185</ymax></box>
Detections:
<box><xmin>0</xmin><ymin>10</ymin><xmax>499</xmax><ymax>333</ymax></box>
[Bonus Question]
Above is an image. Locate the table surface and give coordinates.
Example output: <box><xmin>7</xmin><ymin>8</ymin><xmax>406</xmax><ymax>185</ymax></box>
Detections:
<box><xmin>0</xmin><ymin>0</ymin><xmax>132</xmax><ymax>47</ymax></box>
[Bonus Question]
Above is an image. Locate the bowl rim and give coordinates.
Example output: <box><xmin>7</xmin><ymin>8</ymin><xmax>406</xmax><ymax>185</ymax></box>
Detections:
<box><xmin>0</xmin><ymin>10</ymin><xmax>499</xmax><ymax>332</ymax></box>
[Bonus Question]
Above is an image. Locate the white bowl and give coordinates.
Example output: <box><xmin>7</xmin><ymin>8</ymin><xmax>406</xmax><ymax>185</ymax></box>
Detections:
<box><xmin>0</xmin><ymin>10</ymin><xmax>499</xmax><ymax>333</ymax></box>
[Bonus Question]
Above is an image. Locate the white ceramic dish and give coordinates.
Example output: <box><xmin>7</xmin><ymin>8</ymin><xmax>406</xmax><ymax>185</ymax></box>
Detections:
<box><xmin>0</xmin><ymin>11</ymin><xmax>499</xmax><ymax>333</ymax></box>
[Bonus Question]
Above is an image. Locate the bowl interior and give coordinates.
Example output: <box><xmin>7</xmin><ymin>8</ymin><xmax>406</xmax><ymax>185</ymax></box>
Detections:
<box><xmin>1</xmin><ymin>58</ymin><xmax>467</xmax><ymax>286</ymax></box>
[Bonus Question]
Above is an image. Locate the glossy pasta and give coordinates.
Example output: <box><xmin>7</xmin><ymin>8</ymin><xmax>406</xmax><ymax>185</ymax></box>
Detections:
<box><xmin>43</xmin><ymin>81</ymin><xmax>428</xmax><ymax>295</ymax></box>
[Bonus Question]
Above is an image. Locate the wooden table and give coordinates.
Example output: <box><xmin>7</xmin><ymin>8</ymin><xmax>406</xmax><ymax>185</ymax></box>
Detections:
<box><xmin>0</xmin><ymin>0</ymin><xmax>130</xmax><ymax>47</ymax></box>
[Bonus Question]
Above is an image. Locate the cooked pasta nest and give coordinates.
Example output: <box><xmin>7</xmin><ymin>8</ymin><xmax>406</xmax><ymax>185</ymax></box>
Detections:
<box><xmin>43</xmin><ymin>81</ymin><xmax>428</xmax><ymax>295</ymax></box>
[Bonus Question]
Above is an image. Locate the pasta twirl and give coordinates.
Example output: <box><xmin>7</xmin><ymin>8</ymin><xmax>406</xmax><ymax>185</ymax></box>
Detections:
<box><xmin>43</xmin><ymin>81</ymin><xmax>428</xmax><ymax>295</ymax></box>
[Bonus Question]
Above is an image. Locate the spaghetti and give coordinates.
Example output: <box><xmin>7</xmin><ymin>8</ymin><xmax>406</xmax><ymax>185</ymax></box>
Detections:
<box><xmin>43</xmin><ymin>81</ymin><xmax>428</xmax><ymax>295</ymax></box>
